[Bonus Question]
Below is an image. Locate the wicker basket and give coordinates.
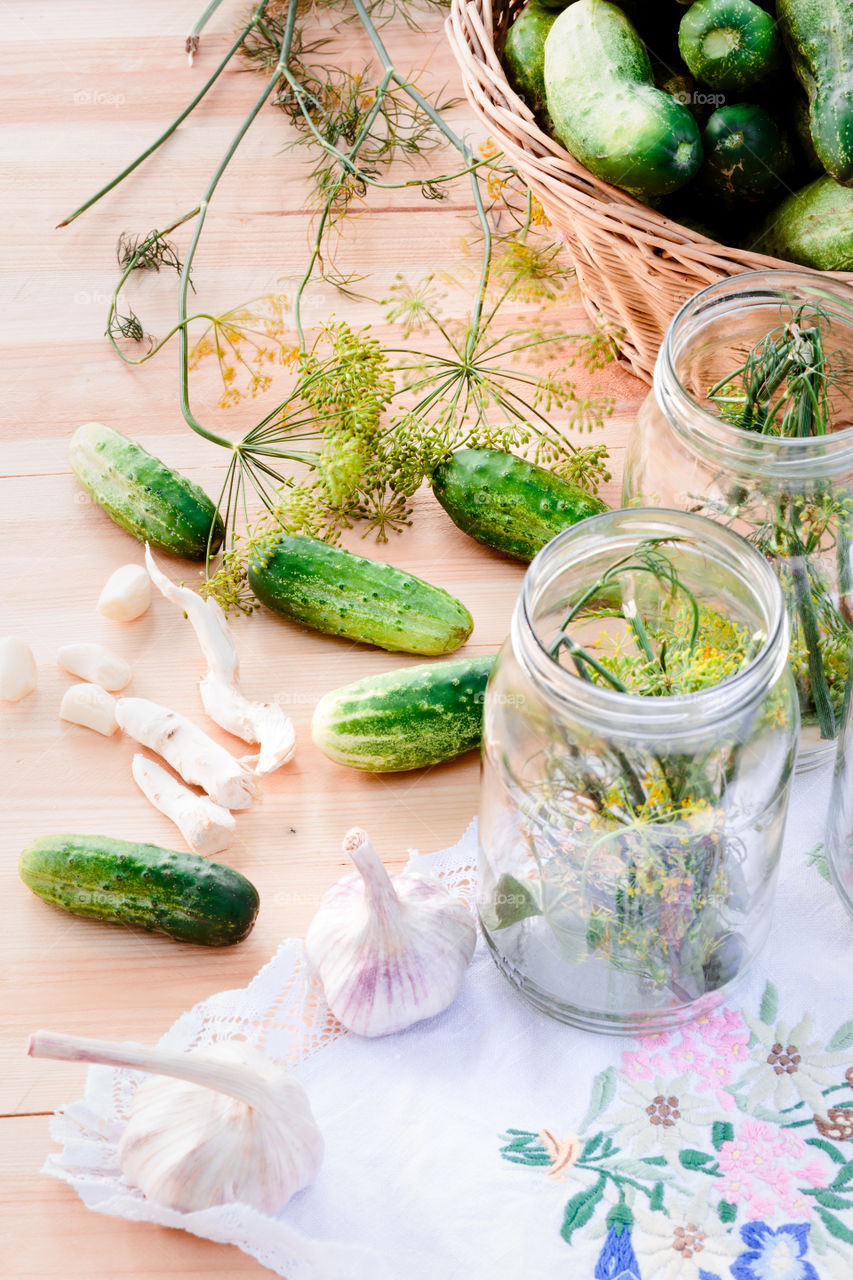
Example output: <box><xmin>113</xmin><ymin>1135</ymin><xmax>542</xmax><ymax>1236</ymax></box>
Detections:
<box><xmin>446</xmin><ymin>0</ymin><xmax>852</xmax><ymax>382</ymax></box>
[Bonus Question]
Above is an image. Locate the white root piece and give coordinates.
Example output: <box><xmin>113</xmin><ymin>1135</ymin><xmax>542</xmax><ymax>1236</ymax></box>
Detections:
<box><xmin>60</xmin><ymin>682</ymin><xmax>118</xmax><ymax>736</ymax></box>
<box><xmin>57</xmin><ymin>642</ymin><xmax>132</xmax><ymax>692</ymax></box>
<box><xmin>0</xmin><ymin>636</ymin><xmax>37</xmax><ymax>702</ymax></box>
<box><xmin>98</xmin><ymin>563</ymin><xmax>152</xmax><ymax>622</ymax></box>
<box><xmin>131</xmin><ymin>754</ymin><xmax>235</xmax><ymax>857</ymax></box>
<box><xmin>144</xmin><ymin>545</ymin><xmax>295</xmax><ymax>774</ymax></box>
<box><xmin>116</xmin><ymin>696</ymin><xmax>256</xmax><ymax>810</ymax></box>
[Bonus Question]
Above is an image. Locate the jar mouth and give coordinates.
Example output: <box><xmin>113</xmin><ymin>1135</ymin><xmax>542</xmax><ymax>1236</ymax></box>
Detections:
<box><xmin>514</xmin><ymin>508</ymin><xmax>789</xmax><ymax>737</ymax></box>
<box><xmin>656</xmin><ymin>269</ymin><xmax>853</xmax><ymax>480</ymax></box>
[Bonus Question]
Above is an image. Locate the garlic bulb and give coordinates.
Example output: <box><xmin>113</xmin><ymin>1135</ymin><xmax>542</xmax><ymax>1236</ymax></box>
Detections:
<box><xmin>28</xmin><ymin>1030</ymin><xmax>323</xmax><ymax>1215</ymax></box>
<box><xmin>305</xmin><ymin>827</ymin><xmax>476</xmax><ymax>1037</ymax></box>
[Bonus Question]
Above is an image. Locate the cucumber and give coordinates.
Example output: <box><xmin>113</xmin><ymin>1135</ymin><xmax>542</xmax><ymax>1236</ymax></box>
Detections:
<box><xmin>312</xmin><ymin>655</ymin><xmax>495</xmax><ymax>772</ymax></box>
<box><xmin>777</xmin><ymin>0</ymin><xmax>853</xmax><ymax>186</ymax></box>
<box><xmin>678</xmin><ymin>0</ymin><xmax>781</xmax><ymax>91</ymax></box>
<box><xmin>752</xmin><ymin>175</ymin><xmax>853</xmax><ymax>269</ymax></box>
<box><xmin>504</xmin><ymin>2</ymin><xmax>560</xmax><ymax>119</ymax></box>
<box><xmin>700</xmin><ymin>103</ymin><xmax>792</xmax><ymax>208</ymax></box>
<box><xmin>19</xmin><ymin>834</ymin><xmax>259</xmax><ymax>946</ymax></box>
<box><xmin>247</xmin><ymin>533</ymin><xmax>473</xmax><ymax>656</ymax></box>
<box><xmin>431</xmin><ymin>448</ymin><xmax>607</xmax><ymax>562</ymax></box>
<box><xmin>69</xmin><ymin>422</ymin><xmax>224</xmax><ymax>560</ymax></box>
<box><xmin>544</xmin><ymin>0</ymin><xmax>703</xmax><ymax>198</ymax></box>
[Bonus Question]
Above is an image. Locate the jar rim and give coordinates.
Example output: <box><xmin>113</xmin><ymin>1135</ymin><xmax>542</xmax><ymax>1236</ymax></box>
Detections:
<box><xmin>514</xmin><ymin>508</ymin><xmax>790</xmax><ymax>736</ymax></box>
<box><xmin>656</xmin><ymin>269</ymin><xmax>853</xmax><ymax>478</ymax></box>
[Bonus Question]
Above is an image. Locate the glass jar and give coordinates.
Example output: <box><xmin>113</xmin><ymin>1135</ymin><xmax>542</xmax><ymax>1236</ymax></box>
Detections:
<box><xmin>479</xmin><ymin>509</ymin><xmax>798</xmax><ymax>1034</ymax></box>
<box><xmin>827</xmin><ymin>680</ymin><xmax>853</xmax><ymax>919</ymax></box>
<box><xmin>623</xmin><ymin>269</ymin><xmax>853</xmax><ymax>770</ymax></box>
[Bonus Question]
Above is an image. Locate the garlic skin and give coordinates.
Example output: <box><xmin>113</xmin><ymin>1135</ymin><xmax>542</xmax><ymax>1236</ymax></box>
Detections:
<box><xmin>305</xmin><ymin>827</ymin><xmax>476</xmax><ymax>1037</ymax></box>
<box><xmin>145</xmin><ymin>546</ymin><xmax>295</xmax><ymax>774</ymax></box>
<box><xmin>131</xmin><ymin>754</ymin><xmax>235</xmax><ymax>857</ymax></box>
<box><xmin>28</xmin><ymin>1031</ymin><xmax>323</xmax><ymax>1217</ymax></box>
<box><xmin>98</xmin><ymin>564</ymin><xmax>151</xmax><ymax>622</ymax></box>
<box><xmin>57</xmin><ymin>642</ymin><xmax>132</xmax><ymax>692</ymax></box>
<box><xmin>0</xmin><ymin>636</ymin><xmax>37</xmax><ymax>701</ymax></box>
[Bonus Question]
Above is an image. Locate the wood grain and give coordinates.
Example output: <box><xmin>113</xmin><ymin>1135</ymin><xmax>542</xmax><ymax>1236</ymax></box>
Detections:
<box><xmin>0</xmin><ymin>2</ymin><xmax>645</xmax><ymax>1275</ymax></box>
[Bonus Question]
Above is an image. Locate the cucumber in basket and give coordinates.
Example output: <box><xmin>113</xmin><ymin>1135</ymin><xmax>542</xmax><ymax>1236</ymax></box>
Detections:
<box><xmin>503</xmin><ymin>2</ymin><xmax>560</xmax><ymax>119</ymax></box>
<box><xmin>19</xmin><ymin>834</ymin><xmax>259</xmax><ymax>945</ymax></box>
<box><xmin>678</xmin><ymin>0</ymin><xmax>781</xmax><ymax>91</ymax></box>
<box><xmin>777</xmin><ymin>0</ymin><xmax>853</xmax><ymax>185</ymax></box>
<box><xmin>248</xmin><ymin>533</ymin><xmax>473</xmax><ymax>655</ymax></box>
<box><xmin>69</xmin><ymin>421</ymin><xmax>224</xmax><ymax>560</ymax></box>
<box><xmin>312</xmin><ymin>655</ymin><xmax>496</xmax><ymax>772</ymax></box>
<box><xmin>431</xmin><ymin>448</ymin><xmax>607</xmax><ymax>562</ymax></box>
<box><xmin>752</xmin><ymin>176</ymin><xmax>853</xmax><ymax>270</ymax></box>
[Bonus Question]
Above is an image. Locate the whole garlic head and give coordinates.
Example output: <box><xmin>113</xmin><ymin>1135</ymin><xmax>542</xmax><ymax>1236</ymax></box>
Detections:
<box><xmin>28</xmin><ymin>1031</ymin><xmax>323</xmax><ymax>1216</ymax></box>
<box><xmin>305</xmin><ymin>827</ymin><xmax>476</xmax><ymax>1037</ymax></box>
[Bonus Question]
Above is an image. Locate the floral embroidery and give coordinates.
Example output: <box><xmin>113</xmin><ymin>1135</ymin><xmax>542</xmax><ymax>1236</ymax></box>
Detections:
<box><xmin>730</xmin><ymin>1221</ymin><xmax>819</xmax><ymax>1280</ymax></box>
<box><xmin>500</xmin><ymin>983</ymin><xmax>853</xmax><ymax>1277</ymax></box>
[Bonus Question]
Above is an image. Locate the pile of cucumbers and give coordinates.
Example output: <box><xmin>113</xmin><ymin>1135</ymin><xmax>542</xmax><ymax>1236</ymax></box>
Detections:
<box><xmin>502</xmin><ymin>0</ymin><xmax>853</xmax><ymax>270</ymax></box>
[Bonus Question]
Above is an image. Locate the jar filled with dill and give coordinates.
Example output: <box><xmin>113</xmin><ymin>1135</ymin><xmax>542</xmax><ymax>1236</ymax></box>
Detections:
<box><xmin>479</xmin><ymin>510</ymin><xmax>798</xmax><ymax>1034</ymax></box>
<box><xmin>623</xmin><ymin>270</ymin><xmax>853</xmax><ymax>770</ymax></box>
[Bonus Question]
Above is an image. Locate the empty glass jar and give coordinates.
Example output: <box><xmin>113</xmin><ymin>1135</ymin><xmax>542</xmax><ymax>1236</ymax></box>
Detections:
<box><xmin>479</xmin><ymin>509</ymin><xmax>799</xmax><ymax>1034</ymax></box>
<box><xmin>623</xmin><ymin>270</ymin><xmax>853</xmax><ymax>770</ymax></box>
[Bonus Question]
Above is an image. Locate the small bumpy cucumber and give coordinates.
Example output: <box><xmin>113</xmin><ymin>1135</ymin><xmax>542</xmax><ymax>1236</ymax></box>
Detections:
<box><xmin>777</xmin><ymin>0</ymin><xmax>853</xmax><ymax>185</ymax></box>
<box><xmin>248</xmin><ymin>533</ymin><xmax>473</xmax><ymax>656</ymax></box>
<box><xmin>431</xmin><ymin>448</ymin><xmax>607</xmax><ymax>562</ymax></box>
<box><xmin>312</xmin><ymin>655</ymin><xmax>496</xmax><ymax>772</ymax></box>
<box><xmin>678</xmin><ymin>0</ymin><xmax>781</xmax><ymax>91</ymax></box>
<box><xmin>503</xmin><ymin>2</ymin><xmax>561</xmax><ymax>119</ymax></box>
<box><xmin>544</xmin><ymin>0</ymin><xmax>702</xmax><ymax>197</ymax></box>
<box><xmin>752</xmin><ymin>175</ymin><xmax>853</xmax><ymax>269</ymax></box>
<box><xmin>19</xmin><ymin>834</ymin><xmax>259</xmax><ymax>945</ymax></box>
<box><xmin>700</xmin><ymin>104</ymin><xmax>792</xmax><ymax>208</ymax></box>
<box><xmin>69</xmin><ymin>422</ymin><xmax>224</xmax><ymax>560</ymax></box>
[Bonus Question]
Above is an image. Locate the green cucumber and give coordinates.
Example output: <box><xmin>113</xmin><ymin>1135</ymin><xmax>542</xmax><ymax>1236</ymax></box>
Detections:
<box><xmin>700</xmin><ymin>103</ymin><xmax>792</xmax><ymax>208</ymax></box>
<box><xmin>247</xmin><ymin>533</ymin><xmax>473</xmax><ymax>656</ymax></box>
<box><xmin>544</xmin><ymin>0</ymin><xmax>703</xmax><ymax>198</ymax></box>
<box><xmin>752</xmin><ymin>175</ymin><xmax>853</xmax><ymax>269</ymax></box>
<box><xmin>19</xmin><ymin>834</ymin><xmax>259</xmax><ymax>946</ymax></box>
<box><xmin>312</xmin><ymin>655</ymin><xmax>495</xmax><ymax>772</ymax></box>
<box><xmin>678</xmin><ymin>0</ymin><xmax>781</xmax><ymax>91</ymax></box>
<box><xmin>69</xmin><ymin>422</ymin><xmax>224</xmax><ymax>560</ymax></box>
<box><xmin>431</xmin><ymin>448</ymin><xmax>607</xmax><ymax>562</ymax></box>
<box><xmin>777</xmin><ymin>0</ymin><xmax>853</xmax><ymax>186</ymax></box>
<box><xmin>504</xmin><ymin>3</ymin><xmax>561</xmax><ymax>119</ymax></box>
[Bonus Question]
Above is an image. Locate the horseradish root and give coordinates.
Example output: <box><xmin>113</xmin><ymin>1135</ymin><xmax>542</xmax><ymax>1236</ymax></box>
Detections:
<box><xmin>131</xmin><ymin>755</ymin><xmax>235</xmax><ymax>857</ymax></box>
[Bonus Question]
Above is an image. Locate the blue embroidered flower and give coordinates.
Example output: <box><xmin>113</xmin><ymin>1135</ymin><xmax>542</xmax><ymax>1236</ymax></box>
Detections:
<box><xmin>594</xmin><ymin>1223</ymin><xmax>641</xmax><ymax>1280</ymax></box>
<box><xmin>731</xmin><ymin>1222</ymin><xmax>819</xmax><ymax>1280</ymax></box>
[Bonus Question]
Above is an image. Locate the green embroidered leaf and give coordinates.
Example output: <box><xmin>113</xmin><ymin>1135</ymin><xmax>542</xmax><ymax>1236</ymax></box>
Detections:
<box><xmin>638</xmin><ymin>1156</ymin><xmax>668</xmax><ymax>1166</ymax></box>
<box><xmin>712</xmin><ymin>1121</ymin><xmax>734</xmax><ymax>1151</ymax></box>
<box><xmin>560</xmin><ymin>1177</ymin><xmax>606</xmax><ymax>1244</ymax></box>
<box><xmin>718</xmin><ymin>1200</ymin><xmax>737</xmax><ymax>1224</ymax></box>
<box><xmin>831</xmin><ymin>1160</ymin><xmax>853</xmax><ymax>1190</ymax></box>
<box><xmin>605</xmin><ymin>1202</ymin><xmax>633</xmax><ymax>1233</ymax></box>
<box><xmin>759</xmin><ymin>981</ymin><xmax>778</xmax><ymax>1024</ymax></box>
<box><xmin>582</xmin><ymin>1132</ymin><xmax>604</xmax><ymax>1159</ymax></box>
<box><xmin>679</xmin><ymin>1149</ymin><xmax>720</xmax><ymax>1173</ymax></box>
<box><xmin>828</xmin><ymin>1020</ymin><xmax>853</xmax><ymax>1051</ymax></box>
<box><xmin>817</xmin><ymin>1207</ymin><xmax>853</xmax><ymax>1244</ymax></box>
<box><xmin>813</xmin><ymin>1189</ymin><xmax>853</xmax><ymax>1211</ymax></box>
<box><xmin>606</xmin><ymin>1159</ymin><xmax>677</xmax><ymax>1182</ymax></box>
<box><xmin>579</xmin><ymin>1068</ymin><xmax>618</xmax><ymax>1134</ymax></box>
<box><xmin>648</xmin><ymin>1182</ymin><xmax>665</xmax><ymax>1212</ymax></box>
<box><xmin>807</xmin><ymin>1138</ymin><xmax>848</xmax><ymax>1164</ymax></box>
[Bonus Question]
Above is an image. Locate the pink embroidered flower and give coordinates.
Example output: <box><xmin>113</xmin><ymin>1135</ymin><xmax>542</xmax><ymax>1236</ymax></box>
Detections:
<box><xmin>621</xmin><ymin>1009</ymin><xmax>750</xmax><ymax>1110</ymax></box>
<box><xmin>717</xmin><ymin>1120</ymin><xmax>828</xmax><ymax>1220</ymax></box>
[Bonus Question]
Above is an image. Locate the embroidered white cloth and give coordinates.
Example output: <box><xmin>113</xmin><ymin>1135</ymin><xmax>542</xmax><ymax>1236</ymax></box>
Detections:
<box><xmin>45</xmin><ymin>764</ymin><xmax>853</xmax><ymax>1280</ymax></box>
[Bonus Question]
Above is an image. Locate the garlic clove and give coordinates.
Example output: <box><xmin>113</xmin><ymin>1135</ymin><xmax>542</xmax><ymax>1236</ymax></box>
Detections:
<box><xmin>305</xmin><ymin>827</ymin><xmax>476</xmax><ymax>1037</ymax></box>
<box><xmin>131</xmin><ymin>754</ymin><xmax>236</xmax><ymax>857</ymax></box>
<box><xmin>28</xmin><ymin>1031</ymin><xmax>323</xmax><ymax>1216</ymax></box>
<box><xmin>0</xmin><ymin>636</ymin><xmax>37</xmax><ymax>702</ymax></box>
<box><xmin>57</xmin><ymin>642</ymin><xmax>132</xmax><ymax>692</ymax></box>
<box><xmin>60</xmin><ymin>682</ymin><xmax>118</xmax><ymax>736</ymax></box>
<box><xmin>97</xmin><ymin>564</ymin><xmax>152</xmax><ymax>622</ymax></box>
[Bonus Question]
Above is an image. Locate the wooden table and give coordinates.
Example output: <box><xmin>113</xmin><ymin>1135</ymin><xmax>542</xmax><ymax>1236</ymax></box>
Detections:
<box><xmin>1</xmin><ymin>3</ymin><xmax>644</xmax><ymax>1274</ymax></box>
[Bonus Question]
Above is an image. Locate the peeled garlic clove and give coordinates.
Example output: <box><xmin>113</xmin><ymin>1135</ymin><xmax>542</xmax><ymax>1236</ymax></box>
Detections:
<box><xmin>98</xmin><ymin>564</ymin><xmax>151</xmax><ymax>621</ymax></box>
<box><xmin>305</xmin><ymin>827</ymin><xmax>476</xmax><ymax>1037</ymax></box>
<box><xmin>0</xmin><ymin>636</ymin><xmax>37</xmax><ymax>702</ymax></box>
<box><xmin>28</xmin><ymin>1031</ymin><xmax>323</xmax><ymax>1216</ymax></box>
<box><xmin>60</xmin><ymin>682</ymin><xmax>118</xmax><ymax>736</ymax></box>
<box><xmin>57</xmin><ymin>642</ymin><xmax>132</xmax><ymax>692</ymax></box>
